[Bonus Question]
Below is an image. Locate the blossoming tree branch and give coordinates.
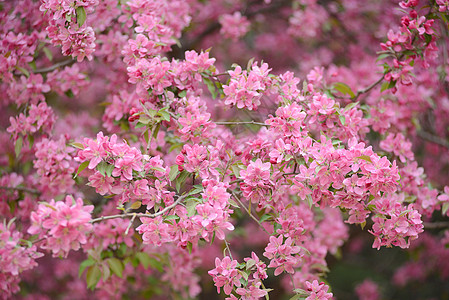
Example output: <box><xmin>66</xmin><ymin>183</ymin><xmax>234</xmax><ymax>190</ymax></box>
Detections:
<box><xmin>2</xmin><ymin>0</ymin><xmax>449</xmax><ymax>299</ymax></box>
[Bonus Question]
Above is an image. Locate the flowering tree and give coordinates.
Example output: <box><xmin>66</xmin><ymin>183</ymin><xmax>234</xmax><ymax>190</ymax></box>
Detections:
<box><xmin>2</xmin><ymin>0</ymin><xmax>449</xmax><ymax>299</ymax></box>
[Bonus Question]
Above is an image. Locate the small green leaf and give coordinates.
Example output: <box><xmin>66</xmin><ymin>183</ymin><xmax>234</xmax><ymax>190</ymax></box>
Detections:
<box><xmin>442</xmin><ymin>203</ymin><xmax>449</xmax><ymax>216</ymax></box>
<box><xmin>130</xmin><ymin>201</ymin><xmax>141</xmax><ymax>210</ymax></box>
<box><xmin>107</xmin><ymin>258</ymin><xmax>124</xmax><ymax>278</ymax></box>
<box><xmin>376</xmin><ymin>53</ymin><xmax>391</xmax><ymax>62</ymax></box>
<box><xmin>136</xmin><ymin>252</ymin><xmax>151</xmax><ymax>269</ymax></box>
<box><xmin>203</xmin><ymin>77</ymin><xmax>217</xmax><ymax>99</ymax></box>
<box><xmin>260</xmin><ymin>214</ymin><xmax>272</xmax><ymax>223</ymax></box>
<box><xmin>16</xmin><ymin>66</ymin><xmax>30</xmax><ymax>77</ymax></box>
<box><xmin>74</xmin><ymin>161</ymin><xmax>89</xmax><ymax>178</ymax></box>
<box><xmin>333</xmin><ymin>82</ymin><xmax>355</xmax><ymax>98</ymax></box>
<box><xmin>15</xmin><ymin>137</ymin><xmax>23</xmax><ymax>158</ymax></box>
<box><xmin>79</xmin><ymin>257</ymin><xmax>96</xmax><ymax>277</ymax></box>
<box><xmin>356</xmin><ymin>155</ymin><xmax>372</xmax><ymax>163</ymax></box>
<box><xmin>43</xmin><ymin>47</ymin><xmax>53</xmax><ymax>61</ymax></box>
<box><xmin>186</xmin><ymin>241</ymin><xmax>193</xmax><ymax>254</ymax></box>
<box><xmin>76</xmin><ymin>7</ymin><xmax>87</xmax><ymax>26</ymax></box>
<box><xmin>64</xmin><ymin>89</ymin><xmax>74</xmax><ymax>98</ymax></box>
<box><xmin>70</xmin><ymin>142</ymin><xmax>84</xmax><ymax>150</ymax></box>
<box><xmin>164</xmin><ymin>214</ymin><xmax>179</xmax><ymax>221</ymax></box>
<box><xmin>339</xmin><ymin>115</ymin><xmax>346</xmax><ymax>126</ymax></box>
<box><xmin>246</xmin><ymin>259</ymin><xmax>256</xmax><ymax>270</ymax></box>
<box><xmin>176</xmin><ymin>170</ymin><xmax>190</xmax><ymax>192</ymax></box>
<box><xmin>158</xmin><ymin>109</ymin><xmax>170</xmax><ymax>122</ymax></box>
<box><xmin>86</xmin><ymin>265</ymin><xmax>101</xmax><ymax>290</ymax></box>
<box><xmin>169</xmin><ymin>165</ymin><xmax>179</xmax><ymax>182</ymax></box>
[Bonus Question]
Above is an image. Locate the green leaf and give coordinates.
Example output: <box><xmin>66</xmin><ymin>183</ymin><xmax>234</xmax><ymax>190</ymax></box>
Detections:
<box><xmin>175</xmin><ymin>170</ymin><xmax>190</xmax><ymax>192</ymax></box>
<box><xmin>43</xmin><ymin>47</ymin><xmax>53</xmax><ymax>61</ymax></box>
<box><xmin>16</xmin><ymin>66</ymin><xmax>30</xmax><ymax>77</ymax></box>
<box><xmin>130</xmin><ymin>201</ymin><xmax>141</xmax><ymax>210</ymax></box>
<box><xmin>333</xmin><ymin>82</ymin><xmax>355</xmax><ymax>98</ymax></box>
<box><xmin>96</xmin><ymin>161</ymin><xmax>108</xmax><ymax>176</ymax></box>
<box><xmin>186</xmin><ymin>241</ymin><xmax>193</xmax><ymax>254</ymax></box>
<box><xmin>356</xmin><ymin>155</ymin><xmax>372</xmax><ymax>163</ymax></box>
<box><xmin>135</xmin><ymin>122</ymin><xmax>147</xmax><ymax>129</ymax></box>
<box><xmin>344</xmin><ymin>101</ymin><xmax>359</xmax><ymax>111</ymax></box>
<box><xmin>376</xmin><ymin>53</ymin><xmax>391</xmax><ymax>62</ymax></box>
<box><xmin>70</xmin><ymin>142</ymin><xmax>84</xmax><ymax>150</ymax></box>
<box><xmin>158</xmin><ymin>109</ymin><xmax>170</xmax><ymax>122</ymax></box>
<box><xmin>245</xmin><ymin>259</ymin><xmax>256</xmax><ymax>270</ymax></box>
<box><xmin>15</xmin><ymin>137</ymin><xmax>23</xmax><ymax>158</ymax></box>
<box><xmin>203</xmin><ymin>77</ymin><xmax>217</xmax><ymax>99</ymax></box>
<box><xmin>76</xmin><ymin>7</ymin><xmax>87</xmax><ymax>26</ymax></box>
<box><xmin>164</xmin><ymin>214</ymin><xmax>179</xmax><ymax>221</ymax></box>
<box><xmin>339</xmin><ymin>115</ymin><xmax>346</xmax><ymax>126</ymax></box>
<box><xmin>107</xmin><ymin>258</ymin><xmax>124</xmax><ymax>278</ymax></box>
<box><xmin>231</xmin><ymin>164</ymin><xmax>241</xmax><ymax>178</ymax></box>
<box><xmin>152</xmin><ymin>123</ymin><xmax>161</xmax><ymax>138</ymax></box>
<box><xmin>86</xmin><ymin>265</ymin><xmax>101</xmax><ymax>290</ymax></box>
<box><xmin>380</xmin><ymin>80</ymin><xmax>396</xmax><ymax>92</ymax></box>
<box><xmin>74</xmin><ymin>161</ymin><xmax>89</xmax><ymax>178</ymax></box>
<box><xmin>306</xmin><ymin>194</ymin><xmax>313</xmax><ymax>209</ymax></box>
<box><xmin>64</xmin><ymin>89</ymin><xmax>74</xmax><ymax>98</ymax></box>
<box><xmin>148</xmin><ymin>257</ymin><xmax>164</xmax><ymax>272</ymax></box>
<box><xmin>169</xmin><ymin>165</ymin><xmax>179</xmax><ymax>182</ymax></box>
<box><xmin>260</xmin><ymin>214</ymin><xmax>272</xmax><ymax>223</ymax></box>
<box><xmin>442</xmin><ymin>202</ymin><xmax>449</xmax><ymax>216</ymax></box>
<box><xmin>79</xmin><ymin>257</ymin><xmax>96</xmax><ymax>277</ymax></box>
<box><xmin>136</xmin><ymin>252</ymin><xmax>151</xmax><ymax>269</ymax></box>
<box><xmin>105</xmin><ymin>163</ymin><xmax>114</xmax><ymax>177</ymax></box>
<box><xmin>188</xmin><ymin>185</ymin><xmax>204</xmax><ymax>196</ymax></box>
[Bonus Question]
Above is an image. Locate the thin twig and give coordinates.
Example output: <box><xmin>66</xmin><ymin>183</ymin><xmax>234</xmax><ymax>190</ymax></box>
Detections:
<box><xmin>125</xmin><ymin>213</ymin><xmax>137</xmax><ymax>235</ymax></box>
<box><xmin>0</xmin><ymin>186</ymin><xmax>41</xmax><ymax>195</ymax></box>
<box><xmin>34</xmin><ymin>59</ymin><xmax>75</xmax><ymax>73</ymax></box>
<box><xmin>354</xmin><ymin>75</ymin><xmax>385</xmax><ymax>100</ymax></box>
<box><xmin>417</xmin><ymin>130</ymin><xmax>449</xmax><ymax>149</ymax></box>
<box><xmin>232</xmin><ymin>192</ymin><xmax>270</xmax><ymax>235</ymax></box>
<box><xmin>90</xmin><ymin>194</ymin><xmax>187</xmax><ymax>223</ymax></box>
<box><xmin>423</xmin><ymin>221</ymin><xmax>449</xmax><ymax>229</ymax></box>
<box><xmin>215</xmin><ymin>121</ymin><xmax>269</xmax><ymax>127</ymax></box>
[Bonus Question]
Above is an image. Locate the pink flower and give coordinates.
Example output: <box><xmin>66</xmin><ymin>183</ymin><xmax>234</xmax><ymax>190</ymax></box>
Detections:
<box><xmin>208</xmin><ymin>256</ymin><xmax>242</xmax><ymax>295</ymax></box>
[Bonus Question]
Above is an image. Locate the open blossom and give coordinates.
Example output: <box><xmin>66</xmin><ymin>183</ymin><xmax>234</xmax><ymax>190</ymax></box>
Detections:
<box><xmin>304</xmin><ymin>280</ymin><xmax>333</xmax><ymax>300</ymax></box>
<box><xmin>263</xmin><ymin>235</ymin><xmax>302</xmax><ymax>276</ymax></box>
<box><xmin>223</xmin><ymin>62</ymin><xmax>273</xmax><ymax>110</ymax></box>
<box><xmin>355</xmin><ymin>279</ymin><xmax>380</xmax><ymax>300</ymax></box>
<box><xmin>0</xmin><ymin>222</ymin><xmax>42</xmax><ymax>298</ymax></box>
<box><xmin>208</xmin><ymin>256</ymin><xmax>242</xmax><ymax>295</ymax></box>
<box><xmin>27</xmin><ymin>196</ymin><xmax>94</xmax><ymax>257</ymax></box>
<box><xmin>219</xmin><ymin>12</ymin><xmax>250</xmax><ymax>41</ymax></box>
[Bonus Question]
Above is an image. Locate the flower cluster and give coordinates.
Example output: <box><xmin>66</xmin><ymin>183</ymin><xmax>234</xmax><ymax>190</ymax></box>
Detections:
<box><xmin>33</xmin><ymin>136</ymin><xmax>76</xmax><ymax>197</ymax></box>
<box><xmin>223</xmin><ymin>62</ymin><xmax>273</xmax><ymax>110</ymax></box>
<box><xmin>7</xmin><ymin>102</ymin><xmax>56</xmax><ymax>143</ymax></box>
<box><xmin>219</xmin><ymin>12</ymin><xmax>250</xmax><ymax>41</ymax></box>
<box><xmin>27</xmin><ymin>196</ymin><xmax>93</xmax><ymax>257</ymax></box>
<box><xmin>0</xmin><ymin>222</ymin><xmax>42</xmax><ymax>298</ymax></box>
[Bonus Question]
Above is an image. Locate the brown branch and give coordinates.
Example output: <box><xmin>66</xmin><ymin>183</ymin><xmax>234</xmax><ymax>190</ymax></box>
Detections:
<box><xmin>215</xmin><ymin>121</ymin><xmax>269</xmax><ymax>127</ymax></box>
<box><xmin>423</xmin><ymin>221</ymin><xmax>449</xmax><ymax>229</ymax></box>
<box><xmin>417</xmin><ymin>130</ymin><xmax>449</xmax><ymax>149</ymax></box>
<box><xmin>90</xmin><ymin>193</ymin><xmax>187</xmax><ymax>223</ymax></box>
<box><xmin>0</xmin><ymin>186</ymin><xmax>41</xmax><ymax>195</ymax></box>
<box><xmin>231</xmin><ymin>192</ymin><xmax>270</xmax><ymax>235</ymax></box>
<box><xmin>34</xmin><ymin>59</ymin><xmax>75</xmax><ymax>74</ymax></box>
<box><xmin>354</xmin><ymin>75</ymin><xmax>385</xmax><ymax>100</ymax></box>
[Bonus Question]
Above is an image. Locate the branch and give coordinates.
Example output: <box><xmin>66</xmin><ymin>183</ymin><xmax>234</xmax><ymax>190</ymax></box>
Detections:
<box><xmin>231</xmin><ymin>192</ymin><xmax>270</xmax><ymax>235</ymax></box>
<box><xmin>417</xmin><ymin>130</ymin><xmax>449</xmax><ymax>149</ymax></box>
<box><xmin>354</xmin><ymin>75</ymin><xmax>385</xmax><ymax>100</ymax></box>
<box><xmin>423</xmin><ymin>221</ymin><xmax>449</xmax><ymax>229</ymax></box>
<box><xmin>215</xmin><ymin>121</ymin><xmax>269</xmax><ymax>127</ymax></box>
<box><xmin>0</xmin><ymin>186</ymin><xmax>41</xmax><ymax>195</ymax></box>
<box><xmin>34</xmin><ymin>59</ymin><xmax>75</xmax><ymax>74</ymax></box>
<box><xmin>90</xmin><ymin>194</ymin><xmax>187</xmax><ymax>223</ymax></box>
